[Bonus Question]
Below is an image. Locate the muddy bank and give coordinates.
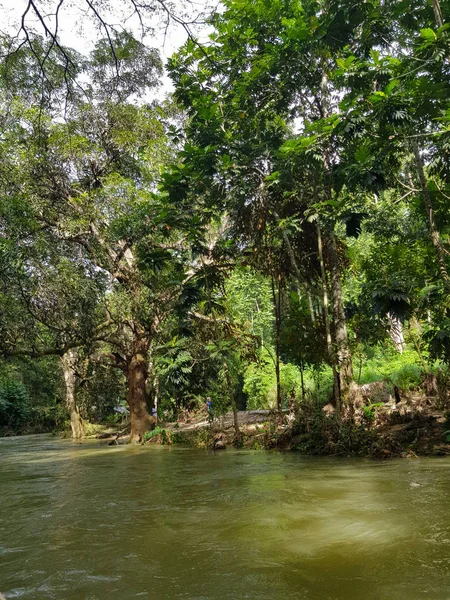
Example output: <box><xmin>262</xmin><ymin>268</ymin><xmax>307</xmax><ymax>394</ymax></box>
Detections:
<box><xmin>142</xmin><ymin>396</ymin><xmax>450</xmax><ymax>457</ymax></box>
<box><xmin>92</xmin><ymin>384</ymin><xmax>450</xmax><ymax>456</ymax></box>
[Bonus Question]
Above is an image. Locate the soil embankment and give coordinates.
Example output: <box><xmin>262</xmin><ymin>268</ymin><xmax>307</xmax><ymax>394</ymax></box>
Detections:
<box><xmin>96</xmin><ymin>387</ymin><xmax>450</xmax><ymax>456</ymax></box>
<box><xmin>141</xmin><ymin>397</ymin><xmax>450</xmax><ymax>456</ymax></box>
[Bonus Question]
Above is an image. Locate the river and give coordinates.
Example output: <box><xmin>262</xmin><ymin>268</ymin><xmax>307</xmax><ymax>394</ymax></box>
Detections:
<box><xmin>0</xmin><ymin>435</ymin><xmax>449</xmax><ymax>599</ymax></box>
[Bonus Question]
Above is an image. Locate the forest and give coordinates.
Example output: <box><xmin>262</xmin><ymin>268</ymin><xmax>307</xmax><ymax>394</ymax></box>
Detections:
<box><xmin>1</xmin><ymin>0</ymin><xmax>450</xmax><ymax>455</ymax></box>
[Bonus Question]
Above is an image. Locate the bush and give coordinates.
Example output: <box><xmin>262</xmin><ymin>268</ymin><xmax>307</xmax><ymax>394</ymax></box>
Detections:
<box><xmin>0</xmin><ymin>378</ymin><xmax>31</xmax><ymax>429</ymax></box>
<box><xmin>287</xmin><ymin>403</ymin><xmax>379</xmax><ymax>455</ymax></box>
<box><xmin>144</xmin><ymin>426</ymin><xmax>171</xmax><ymax>444</ymax></box>
<box><xmin>357</xmin><ymin>346</ymin><xmax>424</xmax><ymax>389</ymax></box>
<box><xmin>391</xmin><ymin>363</ymin><xmax>422</xmax><ymax>390</ymax></box>
<box><xmin>301</xmin><ymin>366</ymin><xmax>334</xmax><ymax>404</ymax></box>
<box><xmin>244</xmin><ymin>348</ymin><xmax>317</xmax><ymax>409</ymax></box>
<box><xmin>243</xmin><ymin>351</ymin><xmax>275</xmax><ymax>409</ymax></box>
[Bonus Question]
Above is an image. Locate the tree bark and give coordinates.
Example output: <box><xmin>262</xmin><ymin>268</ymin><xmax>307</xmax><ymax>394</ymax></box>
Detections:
<box><xmin>148</xmin><ymin>352</ymin><xmax>159</xmax><ymax>423</ymax></box>
<box><xmin>62</xmin><ymin>349</ymin><xmax>84</xmax><ymax>439</ymax></box>
<box><xmin>315</xmin><ymin>63</ymin><xmax>353</xmax><ymax>405</ymax></box>
<box><xmin>223</xmin><ymin>361</ymin><xmax>240</xmax><ymax>442</ymax></box>
<box><xmin>299</xmin><ymin>352</ymin><xmax>305</xmax><ymax>402</ymax></box>
<box><xmin>126</xmin><ymin>338</ymin><xmax>155</xmax><ymax>443</ymax></box>
<box><xmin>271</xmin><ymin>275</ymin><xmax>282</xmax><ymax>412</ymax></box>
<box><xmin>316</xmin><ymin>224</ymin><xmax>341</xmax><ymax>411</ymax></box>
<box><xmin>326</xmin><ymin>230</ymin><xmax>353</xmax><ymax>401</ymax></box>
<box><xmin>307</xmin><ymin>290</ymin><xmax>316</xmax><ymax>324</ymax></box>
<box><xmin>432</xmin><ymin>0</ymin><xmax>444</xmax><ymax>27</ymax></box>
<box><xmin>387</xmin><ymin>312</ymin><xmax>405</xmax><ymax>353</ymax></box>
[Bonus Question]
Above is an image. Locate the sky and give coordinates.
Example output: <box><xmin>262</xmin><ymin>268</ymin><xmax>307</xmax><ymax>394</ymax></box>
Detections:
<box><xmin>1</xmin><ymin>0</ymin><xmax>214</xmax><ymax>92</ymax></box>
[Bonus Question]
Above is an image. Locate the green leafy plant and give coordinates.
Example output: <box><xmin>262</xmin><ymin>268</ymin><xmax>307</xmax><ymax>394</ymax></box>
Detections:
<box><xmin>143</xmin><ymin>426</ymin><xmax>170</xmax><ymax>444</ymax></box>
<box><xmin>362</xmin><ymin>402</ymin><xmax>384</xmax><ymax>423</ymax></box>
<box><xmin>0</xmin><ymin>378</ymin><xmax>31</xmax><ymax>429</ymax></box>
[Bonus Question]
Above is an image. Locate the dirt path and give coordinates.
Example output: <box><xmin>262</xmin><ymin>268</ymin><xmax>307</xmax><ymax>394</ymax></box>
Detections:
<box><xmin>164</xmin><ymin>409</ymin><xmax>277</xmax><ymax>433</ymax></box>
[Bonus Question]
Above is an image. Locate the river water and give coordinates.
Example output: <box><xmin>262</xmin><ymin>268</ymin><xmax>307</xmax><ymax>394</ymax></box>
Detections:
<box><xmin>1</xmin><ymin>435</ymin><xmax>450</xmax><ymax>599</ymax></box>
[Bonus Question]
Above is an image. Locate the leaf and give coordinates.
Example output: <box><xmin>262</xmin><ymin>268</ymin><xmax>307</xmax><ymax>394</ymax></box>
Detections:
<box><xmin>370</xmin><ymin>49</ymin><xmax>380</xmax><ymax>65</ymax></box>
<box><xmin>384</xmin><ymin>80</ymin><xmax>400</xmax><ymax>97</ymax></box>
<box><xmin>368</xmin><ymin>92</ymin><xmax>387</xmax><ymax>104</ymax></box>
<box><xmin>264</xmin><ymin>170</ymin><xmax>280</xmax><ymax>182</ymax></box>
<box><xmin>354</xmin><ymin>145</ymin><xmax>372</xmax><ymax>164</ymax></box>
<box><xmin>420</xmin><ymin>28</ymin><xmax>437</xmax><ymax>43</ymax></box>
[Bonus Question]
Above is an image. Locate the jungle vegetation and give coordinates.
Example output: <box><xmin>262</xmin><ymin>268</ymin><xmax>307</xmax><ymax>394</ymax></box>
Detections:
<box><xmin>1</xmin><ymin>0</ymin><xmax>450</xmax><ymax>444</ymax></box>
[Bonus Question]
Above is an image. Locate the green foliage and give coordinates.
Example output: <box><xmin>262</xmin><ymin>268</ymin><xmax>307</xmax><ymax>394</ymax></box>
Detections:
<box><xmin>226</xmin><ymin>268</ymin><xmax>274</xmax><ymax>345</ymax></box>
<box><xmin>144</xmin><ymin>427</ymin><xmax>170</xmax><ymax>444</ymax></box>
<box><xmin>243</xmin><ymin>349</ymin><xmax>307</xmax><ymax>409</ymax></box>
<box><xmin>88</xmin><ymin>30</ymin><xmax>162</xmax><ymax>101</ymax></box>
<box><xmin>287</xmin><ymin>403</ymin><xmax>378</xmax><ymax>456</ymax></box>
<box><xmin>2</xmin><ymin>0</ymin><xmax>450</xmax><ymax>440</ymax></box>
<box><xmin>0</xmin><ymin>378</ymin><xmax>31</xmax><ymax>429</ymax></box>
<box><xmin>362</xmin><ymin>403</ymin><xmax>385</xmax><ymax>423</ymax></box>
<box><xmin>391</xmin><ymin>364</ymin><xmax>423</xmax><ymax>390</ymax></box>
<box><xmin>243</xmin><ymin>351</ymin><xmax>275</xmax><ymax>409</ymax></box>
<box><xmin>157</xmin><ymin>339</ymin><xmax>194</xmax><ymax>388</ymax></box>
<box><xmin>170</xmin><ymin>427</ymin><xmax>213</xmax><ymax>449</ymax></box>
<box><xmin>301</xmin><ymin>366</ymin><xmax>334</xmax><ymax>405</ymax></box>
<box><xmin>77</xmin><ymin>362</ymin><xmax>125</xmax><ymax>423</ymax></box>
<box><xmin>270</xmin><ymin>363</ymin><xmax>304</xmax><ymax>407</ymax></box>
<box><xmin>0</xmin><ymin>357</ymin><xmax>63</xmax><ymax>433</ymax></box>
<box><xmin>426</xmin><ymin>324</ymin><xmax>450</xmax><ymax>364</ymax></box>
<box><xmin>357</xmin><ymin>346</ymin><xmax>424</xmax><ymax>390</ymax></box>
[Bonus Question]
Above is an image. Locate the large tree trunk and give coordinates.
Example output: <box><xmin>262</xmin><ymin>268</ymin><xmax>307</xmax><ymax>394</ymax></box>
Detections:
<box><xmin>388</xmin><ymin>312</ymin><xmax>405</xmax><ymax>353</ymax></box>
<box><xmin>316</xmin><ymin>64</ymin><xmax>353</xmax><ymax>406</ymax></box>
<box><xmin>62</xmin><ymin>349</ymin><xmax>84</xmax><ymax>439</ymax></box>
<box><xmin>224</xmin><ymin>361</ymin><xmax>241</xmax><ymax>443</ymax></box>
<box><xmin>126</xmin><ymin>338</ymin><xmax>155</xmax><ymax>443</ymax></box>
<box><xmin>317</xmin><ymin>224</ymin><xmax>341</xmax><ymax>411</ymax></box>
<box><xmin>432</xmin><ymin>0</ymin><xmax>444</xmax><ymax>27</ymax></box>
<box><xmin>412</xmin><ymin>141</ymin><xmax>450</xmax><ymax>292</ymax></box>
<box><xmin>148</xmin><ymin>352</ymin><xmax>159</xmax><ymax>423</ymax></box>
<box><xmin>271</xmin><ymin>275</ymin><xmax>282</xmax><ymax>412</ymax></box>
<box><xmin>326</xmin><ymin>230</ymin><xmax>353</xmax><ymax>402</ymax></box>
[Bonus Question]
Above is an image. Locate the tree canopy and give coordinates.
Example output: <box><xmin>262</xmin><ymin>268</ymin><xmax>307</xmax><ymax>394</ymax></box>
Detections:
<box><xmin>1</xmin><ymin>0</ymin><xmax>450</xmax><ymax>445</ymax></box>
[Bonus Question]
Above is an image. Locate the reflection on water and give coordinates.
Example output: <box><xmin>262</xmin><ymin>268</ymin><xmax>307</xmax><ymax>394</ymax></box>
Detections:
<box><xmin>1</xmin><ymin>435</ymin><xmax>450</xmax><ymax>599</ymax></box>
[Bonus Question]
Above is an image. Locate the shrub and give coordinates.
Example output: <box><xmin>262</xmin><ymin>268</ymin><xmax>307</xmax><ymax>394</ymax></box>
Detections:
<box><xmin>144</xmin><ymin>426</ymin><xmax>171</xmax><ymax>444</ymax></box>
<box><xmin>391</xmin><ymin>363</ymin><xmax>422</xmax><ymax>390</ymax></box>
<box><xmin>0</xmin><ymin>378</ymin><xmax>31</xmax><ymax>429</ymax></box>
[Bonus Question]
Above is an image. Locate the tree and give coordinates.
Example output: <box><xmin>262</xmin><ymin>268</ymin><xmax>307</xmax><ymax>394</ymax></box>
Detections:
<box><xmin>167</xmin><ymin>0</ymin><xmax>361</xmax><ymax>407</ymax></box>
<box><xmin>0</xmin><ymin>0</ymin><xmax>213</xmax><ymax>99</ymax></box>
<box><xmin>0</xmin><ymin>32</ymin><xmax>203</xmax><ymax>441</ymax></box>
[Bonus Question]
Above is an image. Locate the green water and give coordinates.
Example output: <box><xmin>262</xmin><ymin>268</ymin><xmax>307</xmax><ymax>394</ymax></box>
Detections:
<box><xmin>1</xmin><ymin>435</ymin><xmax>450</xmax><ymax>599</ymax></box>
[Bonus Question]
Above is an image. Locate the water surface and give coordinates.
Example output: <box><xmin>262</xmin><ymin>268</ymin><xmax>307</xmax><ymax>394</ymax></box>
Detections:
<box><xmin>1</xmin><ymin>435</ymin><xmax>449</xmax><ymax>599</ymax></box>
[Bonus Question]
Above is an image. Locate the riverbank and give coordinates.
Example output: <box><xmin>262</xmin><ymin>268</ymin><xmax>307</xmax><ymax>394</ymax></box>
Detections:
<box><xmin>153</xmin><ymin>410</ymin><xmax>450</xmax><ymax>458</ymax></box>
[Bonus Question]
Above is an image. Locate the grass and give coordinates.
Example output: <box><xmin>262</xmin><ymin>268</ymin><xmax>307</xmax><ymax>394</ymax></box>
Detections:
<box><xmin>299</xmin><ymin>343</ymin><xmax>446</xmax><ymax>405</ymax></box>
<box><xmin>357</xmin><ymin>348</ymin><xmax>423</xmax><ymax>389</ymax></box>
